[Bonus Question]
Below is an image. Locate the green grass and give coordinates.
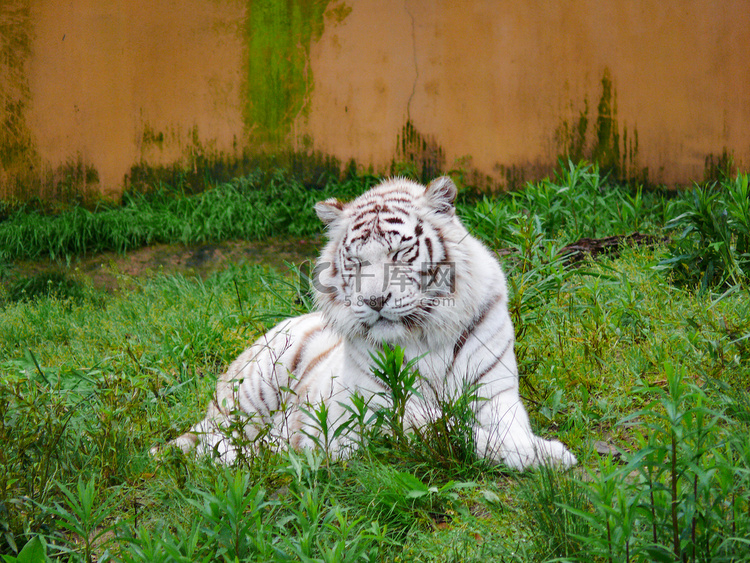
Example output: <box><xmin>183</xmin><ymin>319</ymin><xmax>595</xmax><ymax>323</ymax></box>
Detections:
<box><xmin>1</xmin><ymin>163</ymin><xmax>749</xmax><ymax>562</ymax></box>
<box><xmin>0</xmin><ymin>170</ymin><xmax>377</xmax><ymax>262</ymax></box>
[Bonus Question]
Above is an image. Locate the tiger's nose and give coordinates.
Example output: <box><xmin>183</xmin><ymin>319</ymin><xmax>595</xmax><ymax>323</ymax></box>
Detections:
<box><xmin>366</xmin><ymin>294</ymin><xmax>390</xmax><ymax>312</ymax></box>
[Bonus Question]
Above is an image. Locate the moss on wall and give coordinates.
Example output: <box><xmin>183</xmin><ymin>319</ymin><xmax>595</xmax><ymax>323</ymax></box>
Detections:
<box><xmin>556</xmin><ymin>69</ymin><xmax>644</xmax><ymax>185</ymax></box>
<box><xmin>141</xmin><ymin>124</ymin><xmax>166</xmax><ymax>150</ymax></box>
<box><xmin>126</xmin><ymin>149</ymin><xmax>342</xmax><ymax>197</ymax></box>
<box><xmin>591</xmin><ymin>69</ymin><xmax>620</xmax><ymax>175</ymax></box>
<box><xmin>242</xmin><ymin>0</ymin><xmax>335</xmax><ymax>145</ymax></box>
<box><xmin>704</xmin><ymin>148</ymin><xmax>736</xmax><ymax>183</ymax></box>
<box><xmin>1</xmin><ymin>2</ymin><xmax>103</xmax><ymax>204</ymax></box>
<box><xmin>0</xmin><ymin>1</ymin><xmax>39</xmax><ymax>199</ymax></box>
<box><xmin>392</xmin><ymin>120</ymin><xmax>446</xmax><ymax>184</ymax></box>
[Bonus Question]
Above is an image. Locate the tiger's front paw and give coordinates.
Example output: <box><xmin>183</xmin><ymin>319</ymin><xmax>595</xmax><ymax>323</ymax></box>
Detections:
<box><xmin>537</xmin><ymin>438</ymin><xmax>577</xmax><ymax>469</ymax></box>
<box><xmin>501</xmin><ymin>438</ymin><xmax>577</xmax><ymax>471</ymax></box>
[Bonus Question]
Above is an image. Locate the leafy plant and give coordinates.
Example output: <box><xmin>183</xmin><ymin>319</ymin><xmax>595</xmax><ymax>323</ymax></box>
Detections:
<box><xmin>119</xmin><ymin>469</ymin><xmax>278</xmax><ymax>562</ymax></box>
<box><xmin>332</xmin><ymin>459</ymin><xmax>471</xmax><ymax>539</ymax></box>
<box><xmin>41</xmin><ymin>477</ymin><xmax>119</xmax><ymax>562</ymax></box>
<box><xmin>300</xmin><ymin>399</ymin><xmax>353</xmax><ymax>463</ymax></box>
<box><xmin>459</xmin><ymin>160</ymin><xmax>665</xmax><ymax>247</ymax></box>
<box><xmin>502</xmin><ymin>213</ymin><xmax>571</xmax><ymax>339</ymax></box>
<box><xmin>660</xmin><ymin>173</ymin><xmax>750</xmax><ymax>289</ymax></box>
<box><xmin>1</xmin><ymin>536</ymin><xmax>52</xmax><ymax>563</ymax></box>
<box><xmin>408</xmin><ymin>379</ymin><xmax>483</xmax><ymax>471</ymax></box>
<box><xmin>369</xmin><ymin>345</ymin><xmax>423</xmax><ymax>445</ymax></box>
<box><xmin>0</xmin><ymin>352</ymin><xmax>95</xmax><ymax>552</ymax></box>
<box><xmin>185</xmin><ymin>470</ymin><xmax>275</xmax><ymax>561</ymax></box>
<box><xmin>278</xmin><ymin>478</ymin><xmax>385</xmax><ymax>562</ymax></box>
<box><xmin>516</xmin><ymin>464</ymin><xmax>590</xmax><ymax>560</ymax></box>
<box><xmin>337</xmin><ymin>391</ymin><xmax>382</xmax><ymax>451</ymax></box>
<box><xmin>567</xmin><ymin>362</ymin><xmax>750</xmax><ymax>562</ymax></box>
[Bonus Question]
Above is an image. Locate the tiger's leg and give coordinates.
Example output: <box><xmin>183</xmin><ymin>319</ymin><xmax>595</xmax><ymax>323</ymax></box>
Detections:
<box><xmin>174</xmin><ymin>408</ymin><xmax>236</xmax><ymax>462</ymax></box>
<box><xmin>152</xmin><ymin>344</ymin><xmax>282</xmax><ymax>463</ymax></box>
<box><xmin>474</xmin><ymin>396</ymin><xmax>577</xmax><ymax>470</ymax></box>
<box><xmin>150</xmin><ymin>398</ymin><xmax>247</xmax><ymax>463</ymax></box>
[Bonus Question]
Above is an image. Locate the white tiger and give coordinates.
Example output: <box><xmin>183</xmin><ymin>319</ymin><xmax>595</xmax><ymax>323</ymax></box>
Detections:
<box><xmin>156</xmin><ymin>176</ymin><xmax>576</xmax><ymax>470</ymax></box>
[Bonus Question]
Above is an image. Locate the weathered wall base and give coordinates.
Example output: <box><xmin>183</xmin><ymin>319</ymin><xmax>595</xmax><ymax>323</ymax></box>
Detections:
<box><xmin>1</xmin><ymin>0</ymin><xmax>748</xmax><ymax>201</ymax></box>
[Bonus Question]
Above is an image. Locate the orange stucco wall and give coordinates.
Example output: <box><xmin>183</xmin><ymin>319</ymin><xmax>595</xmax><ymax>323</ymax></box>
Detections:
<box><xmin>1</xmin><ymin>0</ymin><xmax>749</xmax><ymax>200</ymax></box>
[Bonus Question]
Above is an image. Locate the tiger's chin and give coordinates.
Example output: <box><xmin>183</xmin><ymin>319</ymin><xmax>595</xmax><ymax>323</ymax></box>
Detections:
<box><xmin>363</xmin><ymin>317</ymin><xmax>414</xmax><ymax>346</ymax></box>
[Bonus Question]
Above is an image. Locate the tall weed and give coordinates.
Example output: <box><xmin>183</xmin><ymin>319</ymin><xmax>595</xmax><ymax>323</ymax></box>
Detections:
<box><xmin>119</xmin><ymin>469</ymin><xmax>277</xmax><ymax>562</ymax></box>
<box><xmin>120</xmin><ymin>454</ymin><xmax>385</xmax><ymax>562</ymax></box>
<box><xmin>567</xmin><ymin>362</ymin><xmax>750</xmax><ymax>562</ymax></box>
<box><xmin>516</xmin><ymin>465</ymin><xmax>590</xmax><ymax>560</ymax></box>
<box><xmin>660</xmin><ymin>173</ymin><xmax>750</xmax><ymax>289</ymax></box>
<box><xmin>41</xmin><ymin>477</ymin><xmax>119</xmax><ymax>562</ymax></box>
<box><xmin>459</xmin><ymin>160</ymin><xmax>666</xmax><ymax>247</ymax></box>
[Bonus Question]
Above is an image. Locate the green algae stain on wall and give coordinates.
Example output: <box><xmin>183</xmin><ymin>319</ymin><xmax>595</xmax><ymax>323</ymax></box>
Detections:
<box><xmin>394</xmin><ymin>120</ymin><xmax>446</xmax><ymax>184</ymax></box>
<box><xmin>591</xmin><ymin>69</ymin><xmax>620</xmax><ymax>176</ymax></box>
<box><xmin>556</xmin><ymin>69</ymin><xmax>644</xmax><ymax>184</ymax></box>
<box><xmin>1</xmin><ymin>1</ymin><xmax>102</xmax><ymax>204</ymax></box>
<box><xmin>0</xmin><ymin>1</ymin><xmax>39</xmax><ymax>199</ymax></box>
<box><xmin>243</xmin><ymin>0</ymin><xmax>338</xmax><ymax>146</ymax></box>
<box><xmin>556</xmin><ymin>98</ymin><xmax>590</xmax><ymax>166</ymax></box>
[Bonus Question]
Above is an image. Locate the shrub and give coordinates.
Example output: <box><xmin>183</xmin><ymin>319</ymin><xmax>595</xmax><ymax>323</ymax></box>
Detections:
<box><xmin>566</xmin><ymin>362</ymin><xmax>750</xmax><ymax>562</ymax></box>
<box><xmin>660</xmin><ymin>174</ymin><xmax>750</xmax><ymax>290</ymax></box>
<box><xmin>459</xmin><ymin>160</ymin><xmax>666</xmax><ymax>247</ymax></box>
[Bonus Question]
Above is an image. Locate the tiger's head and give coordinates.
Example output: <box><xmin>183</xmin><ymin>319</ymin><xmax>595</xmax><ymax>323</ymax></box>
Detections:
<box><xmin>313</xmin><ymin>177</ymin><xmax>465</xmax><ymax>345</ymax></box>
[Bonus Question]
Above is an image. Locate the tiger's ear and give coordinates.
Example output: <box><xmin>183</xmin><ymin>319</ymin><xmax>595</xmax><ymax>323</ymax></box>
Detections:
<box><xmin>425</xmin><ymin>176</ymin><xmax>457</xmax><ymax>215</ymax></box>
<box><xmin>315</xmin><ymin>198</ymin><xmax>345</xmax><ymax>225</ymax></box>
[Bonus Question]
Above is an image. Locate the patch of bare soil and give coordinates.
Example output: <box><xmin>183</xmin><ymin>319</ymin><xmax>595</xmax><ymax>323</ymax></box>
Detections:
<box><xmin>3</xmin><ymin>236</ymin><xmax>324</xmax><ymax>293</ymax></box>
